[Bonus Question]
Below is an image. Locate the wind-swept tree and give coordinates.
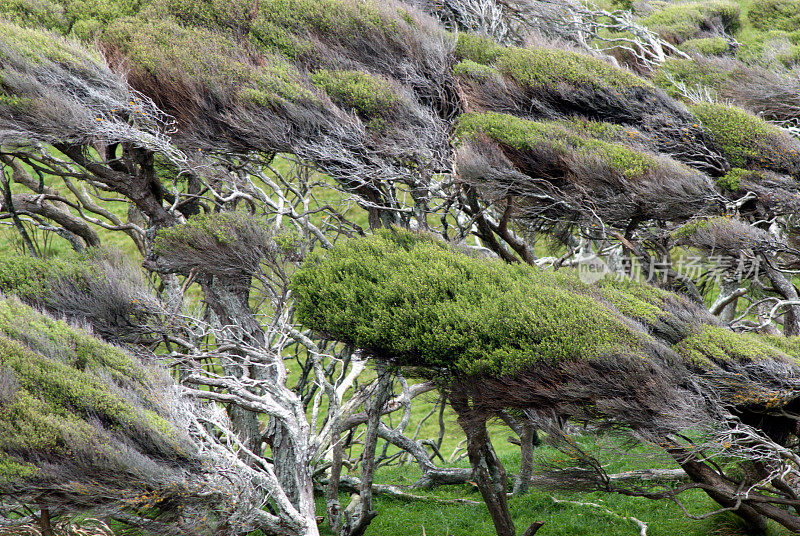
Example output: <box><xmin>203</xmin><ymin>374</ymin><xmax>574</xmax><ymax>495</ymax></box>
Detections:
<box><xmin>0</xmin><ymin>294</ymin><xmax>281</xmax><ymax>535</ymax></box>
<box><xmin>292</xmin><ymin>229</ymin><xmax>800</xmax><ymax>535</ymax></box>
<box><xmin>4</xmin><ymin>0</ymin><xmax>800</xmax><ymax>535</ymax></box>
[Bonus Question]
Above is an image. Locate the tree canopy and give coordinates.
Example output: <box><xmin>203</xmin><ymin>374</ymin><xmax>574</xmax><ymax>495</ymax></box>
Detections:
<box><xmin>5</xmin><ymin>0</ymin><xmax>800</xmax><ymax>534</ymax></box>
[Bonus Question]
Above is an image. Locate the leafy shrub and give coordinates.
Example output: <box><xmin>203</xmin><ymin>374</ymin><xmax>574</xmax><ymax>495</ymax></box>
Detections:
<box><xmin>0</xmin><ymin>249</ymin><xmax>163</xmax><ymax>342</ymax></box>
<box><xmin>678</xmin><ymin>36</ymin><xmax>729</xmax><ymax>55</ymax></box>
<box><xmin>292</xmin><ymin>230</ymin><xmax>798</xmax><ymax>380</ymax></box>
<box><xmin>452</xmin><ymin>59</ymin><xmax>500</xmax><ymax>80</ymax></box>
<box><xmin>310</xmin><ymin>69</ymin><xmax>399</xmax><ymax>118</ymax></box>
<box><xmin>153</xmin><ymin>212</ymin><xmax>299</xmax><ymax>278</ymax></box>
<box><xmin>653</xmin><ymin>57</ymin><xmax>733</xmax><ymax>97</ymax></box>
<box><xmin>105</xmin><ymin>18</ymin><xmax>316</xmax><ymax>105</ymax></box>
<box><xmin>674</xmin><ymin>324</ymin><xmax>792</xmax><ymax>368</ymax></box>
<box><xmin>0</xmin><ymin>0</ymin><xmax>67</xmax><ymax>32</ymax></box>
<box><xmin>736</xmin><ymin>30</ymin><xmax>800</xmax><ymax>67</ymax></box>
<box><xmin>747</xmin><ymin>0</ymin><xmax>800</xmax><ymax>32</ymax></box>
<box><xmin>456</xmin><ymin>112</ymin><xmax>657</xmax><ymax>180</ymax></box>
<box><xmin>640</xmin><ymin>0</ymin><xmax>740</xmax><ymax>43</ymax></box>
<box><xmin>715</xmin><ymin>167</ymin><xmax>747</xmax><ymax>191</ymax></box>
<box><xmin>690</xmin><ymin>102</ymin><xmax>800</xmax><ymax>172</ymax></box>
<box><xmin>455</xmin><ymin>33</ymin><xmax>650</xmax><ymax>91</ymax></box>
<box><xmin>0</xmin><ymin>296</ymin><xmax>194</xmax><ymax>507</ymax></box>
<box><xmin>291</xmin><ymin>230</ymin><xmax>650</xmax><ymax>376</ymax></box>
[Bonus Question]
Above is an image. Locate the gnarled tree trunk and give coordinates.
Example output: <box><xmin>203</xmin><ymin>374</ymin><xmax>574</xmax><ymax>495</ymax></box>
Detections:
<box><xmin>451</xmin><ymin>390</ymin><xmax>516</xmax><ymax>536</ymax></box>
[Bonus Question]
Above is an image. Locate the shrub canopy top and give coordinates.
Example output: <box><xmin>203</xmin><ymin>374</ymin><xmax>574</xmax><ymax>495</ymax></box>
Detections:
<box><xmin>291</xmin><ymin>231</ymin><xmax>800</xmax><ymax>377</ymax></box>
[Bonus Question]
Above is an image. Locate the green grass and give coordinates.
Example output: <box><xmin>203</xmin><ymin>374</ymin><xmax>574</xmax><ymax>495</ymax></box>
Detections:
<box><xmin>290</xmin><ymin>356</ymin><xmax>790</xmax><ymax>536</ymax></box>
<box><xmin>314</xmin><ymin>420</ymin><xmax>792</xmax><ymax>536</ymax></box>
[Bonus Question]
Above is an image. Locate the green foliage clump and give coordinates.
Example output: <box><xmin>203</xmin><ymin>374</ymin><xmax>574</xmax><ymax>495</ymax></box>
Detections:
<box><xmin>747</xmin><ymin>0</ymin><xmax>800</xmax><ymax>32</ymax></box>
<box><xmin>454</xmin><ymin>33</ymin><xmax>504</xmax><ymax>65</ymax></box>
<box><xmin>105</xmin><ymin>18</ymin><xmax>315</xmax><ymax>105</ymax></box>
<box><xmin>596</xmin><ymin>276</ymin><xmax>672</xmax><ymax>324</ymax></box>
<box><xmin>0</xmin><ymin>0</ymin><xmax>147</xmax><ymax>37</ymax></box>
<box><xmin>0</xmin><ymin>19</ymin><xmax>103</xmax><ymax>67</ymax></box>
<box><xmin>452</xmin><ymin>59</ymin><xmax>500</xmax><ymax>80</ymax></box>
<box><xmin>715</xmin><ymin>167</ymin><xmax>747</xmax><ymax>191</ymax></box>
<box><xmin>652</xmin><ymin>58</ymin><xmax>731</xmax><ymax>98</ymax></box>
<box><xmin>0</xmin><ymin>93</ymin><xmax>32</xmax><ymax>108</ymax></box>
<box><xmin>678</xmin><ymin>37</ymin><xmax>729</xmax><ymax>55</ymax></box>
<box><xmin>671</xmin><ymin>217</ymin><xmax>715</xmax><ymax>241</ymax></box>
<box><xmin>454</xmin><ymin>33</ymin><xmax>649</xmax><ymax>91</ymax></box>
<box><xmin>310</xmin><ymin>69</ymin><xmax>398</xmax><ymax>119</ymax></box>
<box><xmin>456</xmin><ymin>112</ymin><xmax>657</xmax><ymax>180</ymax></box>
<box><xmin>556</xmin><ymin>117</ymin><xmax>646</xmax><ymax>144</ymax></box>
<box><xmin>0</xmin><ymin>297</ymin><xmax>179</xmax><ymax>481</ymax></box>
<box><xmin>640</xmin><ymin>1</ymin><xmax>740</xmax><ymax>43</ymax></box>
<box><xmin>291</xmin><ymin>230</ymin><xmax>648</xmax><ymax>377</ymax></box>
<box><xmin>0</xmin><ymin>292</ymin><xmax>146</xmax><ymax>382</ymax></box>
<box><xmin>493</xmin><ymin>46</ymin><xmax>648</xmax><ymax>91</ymax></box>
<box><xmin>0</xmin><ymin>452</ymin><xmax>37</xmax><ymax>482</ymax></box>
<box><xmin>690</xmin><ymin>102</ymin><xmax>798</xmax><ymax>169</ymax></box>
<box><xmin>251</xmin><ymin>0</ymin><xmax>405</xmax><ymax>47</ymax></box>
<box><xmin>736</xmin><ymin>29</ymin><xmax>800</xmax><ymax>67</ymax></box>
<box><xmin>0</xmin><ymin>252</ymin><xmax>93</xmax><ymax>303</ymax></box>
<box><xmin>241</xmin><ymin>0</ymin><xmax>418</xmax><ymax>63</ymax></box>
<box><xmin>0</xmin><ymin>0</ymin><xmax>66</xmax><ymax>32</ymax></box>
<box><xmin>674</xmin><ymin>325</ymin><xmax>790</xmax><ymax>367</ymax></box>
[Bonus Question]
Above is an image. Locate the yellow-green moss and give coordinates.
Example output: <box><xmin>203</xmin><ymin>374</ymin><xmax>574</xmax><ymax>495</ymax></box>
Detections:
<box><xmin>0</xmin><ymin>252</ymin><xmax>92</xmax><ymax>302</ymax></box>
<box><xmin>244</xmin><ymin>0</ymin><xmax>410</xmax><ymax>61</ymax></box>
<box><xmin>0</xmin><ymin>0</ymin><xmax>67</xmax><ymax>32</ymax></box>
<box><xmin>0</xmin><ymin>93</ymin><xmax>33</xmax><ymax>108</ymax></box>
<box><xmin>453</xmin><ymin>32</ymin><xmax>504</xmax><ymax>65</ymax></box>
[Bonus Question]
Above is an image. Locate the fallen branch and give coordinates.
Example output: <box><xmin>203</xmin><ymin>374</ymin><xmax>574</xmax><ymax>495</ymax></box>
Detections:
<box><xmin>526</xmin><ymin>467</ymin><xmax>688</xmax><ymax>489</ymax></box>
<box><xmin>324</xmin><ymin>476</ymin><xmax>481</xmax><ymax>506</ymax></box>
<box><xmin>551</xmin><ymin>497</ymin><xmax>648</xmax><ymax>536</ymax></box>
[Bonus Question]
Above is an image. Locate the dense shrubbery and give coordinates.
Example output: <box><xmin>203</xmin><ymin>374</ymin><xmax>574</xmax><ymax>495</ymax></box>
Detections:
<box><xmin>6</xmin><ymin>0</ymin><xmax>800</xmax><ymax>534</ymax></box>
<box><xmin>690</xmin><ymin>102</ymin><xmax>800</xmax><ymax>173</ymax></box>
<box><xmin>292</xmin><ymin>230</ymin><xmax>649</xmax><ymax>376</ymax></box>
<box><xmin>747</xmin><ymin>0</ymin><xmax>800</xmax><ymax>32</ymax></box>
<box><xmin>639</xmin><ymin>0</ymin><xmax>740</xmax><ymax>43</ymax></box>
<box><xmin>0</xmin><ymin>296</ymin><xmax>203</xmax><ymax>518</ymax></box>
<box><xmin>0</xmin><ymin>250</ymin><xmax>164</xmax><ymax>342</ymax></box>
<box><xmin>293</xmin><ymin>230</ymin><xmax>800</xmax><ymax>374</ymax></box>
<box><xmin>456</xmin><ymin>112</ymin><xmax>657</xmax><ymax>180</ymax></box>
<box><xmin>292</xmin><ymin>230</ymin><xmax>800</xmax><ymax>534</ymax></box>
<box><xmin>678</xmin><ymin>36</ymin><xmax>729</xmax><ymax>55</ymax></box>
